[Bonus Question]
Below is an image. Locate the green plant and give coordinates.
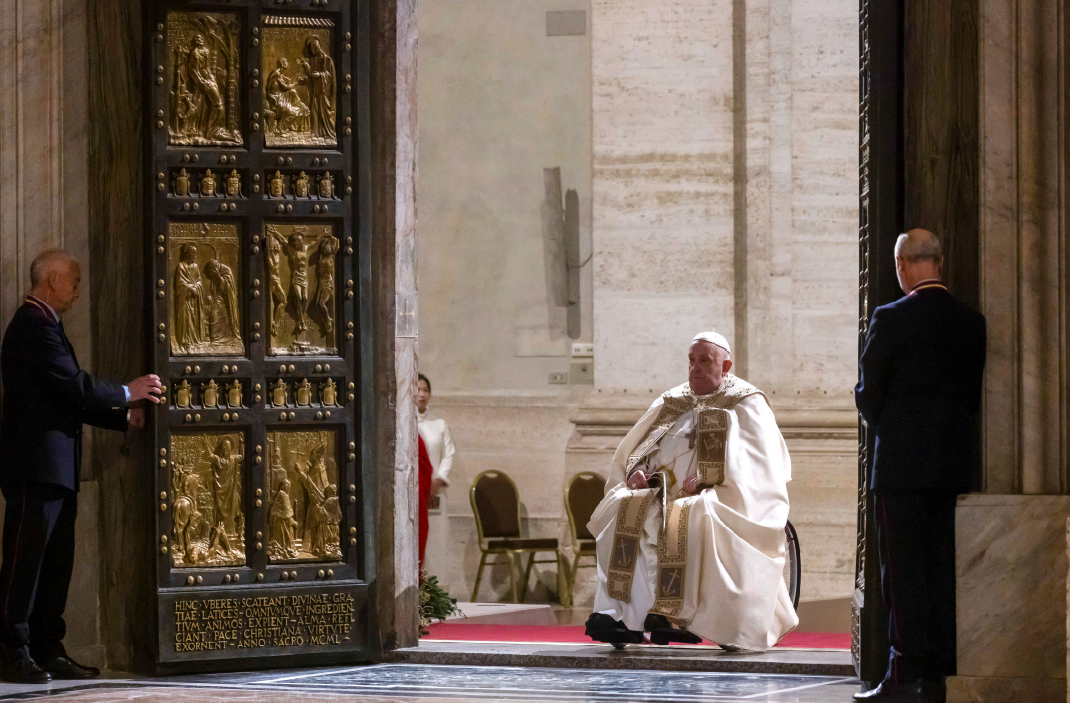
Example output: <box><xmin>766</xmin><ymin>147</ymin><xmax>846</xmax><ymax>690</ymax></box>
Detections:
<box><xmin>419</xmin><ymin>572</ymin><xmax>461</xmax><ymax>635</ymax></box>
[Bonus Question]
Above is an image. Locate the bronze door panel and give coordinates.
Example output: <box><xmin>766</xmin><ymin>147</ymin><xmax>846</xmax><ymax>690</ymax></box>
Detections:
<box><xmin>261</xmin><ymin>16</ymin><xmax>338</xmax><ymax>147</ymax></box>
<box><xmin>168</xmin><ymin>222</ymin><xmax>245</xmax><ymax>357</ymax></box>
<box><xmin>166</xmin><ymin>12</ymin><xmax>244</xmax><ymax>147</ymax></box>
<box><xmin>266</xmin><ymin>429</ymin><xmax>343</xmax><ymax>563</ymax></box>
<box><xmin>170</xmin><ymin>431</ymin><xmax>247</xmax><ymax>568</ymax></box>
<box><xmin>265</xmin><ymin>222</ymin><xmax>339</xmax><ymax>355</ymax></box>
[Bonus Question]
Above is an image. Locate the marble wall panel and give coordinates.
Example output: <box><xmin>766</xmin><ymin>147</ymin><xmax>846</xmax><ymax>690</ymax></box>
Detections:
<box><xmin>745</xmin><ymin>0</ymin><xmax>858</xmax><ymax>403</ymax></box>
<box><xmin>946</xmin><ymin>675</ymin><xmax>1065</xmax><ymax>703</ymax></box>
<box><xmin>593</xmin><ymin>296</ymin><xmax>736</xmax><ymax>394</ymax></box>
<box><xmin>786</xmin><ymin>437</ymin><xmax>857</xmax><ymax>599</ymax></box>
<box><xmin>0</xmin><ymin>0</ymin><xmax>95</xmax><ymax>410</ymax></box>
<box><xmin>591</xmin><ymin>0</ymin><xmax>735</xmax><ymax>393</ymax></box>
<box><xmin>369</xmin><ymin>0</ymin><xmax>420</xmax><ymax>651</ymax></box>
<box><xmin>953</xmin><ymin>495</ymin><xmax>1070</xmax><ymax>686</ymax></box>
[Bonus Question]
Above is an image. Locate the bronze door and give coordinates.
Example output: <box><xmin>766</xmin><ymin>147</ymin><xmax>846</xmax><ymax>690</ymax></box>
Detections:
<box><xmin>148</xmin><ymin>1</ymin><xmax>371</xmax><ymax>670</ymax></box>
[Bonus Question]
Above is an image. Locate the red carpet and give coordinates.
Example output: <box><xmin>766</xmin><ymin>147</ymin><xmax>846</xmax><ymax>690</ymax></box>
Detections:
<box><xmin>425</xmin><ymin>623</ymin><xmax>850</xmax><ymax>650</ymax></box>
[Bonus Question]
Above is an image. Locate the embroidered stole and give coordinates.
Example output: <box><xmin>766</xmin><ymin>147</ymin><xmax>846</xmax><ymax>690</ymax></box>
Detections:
<box><xmin>650</xmin><ymin>495</ymin><xmax>695</xmax><ymax>622</ymax></box>
<box><xmin>606</xmin><ymin>489</ymin><xmax>658</xmax><ymax>601</ymax></box>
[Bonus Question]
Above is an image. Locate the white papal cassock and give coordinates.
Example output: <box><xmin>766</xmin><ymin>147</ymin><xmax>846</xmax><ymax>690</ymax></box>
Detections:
<box><xmin>587</xmin><ymin>374</ymin><xmax>798</xmax><ymax>650</ymax></box>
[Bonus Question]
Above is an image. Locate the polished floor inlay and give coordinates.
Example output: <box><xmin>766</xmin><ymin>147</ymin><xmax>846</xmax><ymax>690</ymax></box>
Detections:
<box><xmin>0</xmin><ymin>664</ymin><xmax>861</xmax><ymax>702</ymax></box>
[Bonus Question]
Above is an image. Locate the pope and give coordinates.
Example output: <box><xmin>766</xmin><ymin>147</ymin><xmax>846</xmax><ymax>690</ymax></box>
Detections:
<box><xmin>585</xmin><ymin>331</ymin><xmax>797</xmax><ymax>650</ymax></box>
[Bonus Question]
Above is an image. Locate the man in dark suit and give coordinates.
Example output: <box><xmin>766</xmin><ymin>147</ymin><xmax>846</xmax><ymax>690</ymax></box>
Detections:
<box><xmin>853</xmin><ymin>230</ymin><xmax>986</xmax><ymax>703</ymax></box>
<box><xmin>0</xmin><ymin>249</ymin><xmax>161</xmax><ymax>683</ymax></box>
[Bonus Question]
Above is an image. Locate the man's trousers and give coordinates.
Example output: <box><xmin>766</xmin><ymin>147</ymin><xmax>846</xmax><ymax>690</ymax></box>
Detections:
<box><xmin>0</xmin><ymin>481</ymin><xmax>76</xmax><ymax>657</ymax></box>
<box><xmin>874</xmin><ymin>491</ymin><xmax>957</xmax><ymax>683</ymax></box>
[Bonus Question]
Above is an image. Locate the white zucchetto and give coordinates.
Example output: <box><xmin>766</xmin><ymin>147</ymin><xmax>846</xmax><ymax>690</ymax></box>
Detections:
<box><xmin>692</xmin><ymin>331</ymin><xmax>731</xmax><ymax>356</ymax></box>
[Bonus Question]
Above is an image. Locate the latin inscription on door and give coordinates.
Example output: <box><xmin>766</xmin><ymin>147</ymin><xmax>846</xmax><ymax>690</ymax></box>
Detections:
<box><xmin>169</xmin><ymin>589</ymin><xmax>356</xmax><ymax>654</ymax></box>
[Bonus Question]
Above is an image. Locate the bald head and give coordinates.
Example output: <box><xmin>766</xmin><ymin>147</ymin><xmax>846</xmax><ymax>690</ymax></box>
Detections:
<box><xmin>29</xmin><ymin>249</ymin><xmax>81</xmax><ymax>314</ymax></box>
<box><xmin>30</xmin><ymin>249</ymin><xmax>76</xmax><ymax>288</ymax></box>
<box><xmin>894</xmin><ymin>228</ymin><xmax>942</xmax><ymax>264</ymax></box>
<box><xmin>894</xmin><ymin>229</ymin><xmax>943</xmax><ymax>294</ymax></box>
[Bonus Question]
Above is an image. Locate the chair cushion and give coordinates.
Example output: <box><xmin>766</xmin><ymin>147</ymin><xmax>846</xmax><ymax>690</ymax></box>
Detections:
<box><xmin>487</xmin><ymin>538</ymin><xmax>559</xmax><ymax>551</ymax></box>
<box><xmin>577</xmin><ymin>539</ymin><xmax>597</xmax><ymax>555</ymax></box>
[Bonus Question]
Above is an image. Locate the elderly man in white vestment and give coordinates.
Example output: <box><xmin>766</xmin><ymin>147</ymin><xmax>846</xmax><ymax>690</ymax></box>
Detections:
<box><xmin>584</xmin><ymin>332</ymin><xmax>798</xmax><ymax>650</ymax></box>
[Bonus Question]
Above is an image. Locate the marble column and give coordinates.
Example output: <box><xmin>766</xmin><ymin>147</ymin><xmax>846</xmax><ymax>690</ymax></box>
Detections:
<box><xmin>0</xmin><ymin>0</ymin><xmax>104</xmax><ymax>667</ymax></box>
<box><xmin>946</xmin><ymin>0</ymin><xmax>1070</xmax><ymax>699</ymax></box>
<box><xmin>978</xmin><ymin>0</ymin><xmax>1066</xmax><ymax>496</ymax></box>
<box><xmin>394</xmin><ymin>0</ymin><xmax>421</xmax><ymax>650</ymax></box>
<box><xmin>370</xmin><ymin>0</ymin><xmax>421</xmax><ymax>651</ymax></box>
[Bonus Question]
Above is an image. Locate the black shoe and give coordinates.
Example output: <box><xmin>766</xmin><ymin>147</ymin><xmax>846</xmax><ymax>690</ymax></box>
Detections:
<box><xmin>37</xmin><ymin>654</ymin><xmax>99</xmax><ymax>680</ymax></box>
<box><xmin>0</xmin><ymin>646</ymin><xmax>51</xmax><ymax>684</ymax></box>
<box><xmin>584</xmin><ymin>613</ymin><xmax>645</xmax><ymax>645</ymax></box>
<box><xmin>853</xmin><ymin>679</ymin><xmax>929</xmax><ymax>702</ymax></box>
<box><xmin>643</xmin><ymin>613</ymin><xmax>701</xmax><ymax>645</ymax></box>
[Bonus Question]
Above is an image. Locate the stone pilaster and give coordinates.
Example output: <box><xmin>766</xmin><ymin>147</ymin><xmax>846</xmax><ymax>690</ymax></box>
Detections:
<box><xmin>978</xmin><ymin>0</ymin><xmax>1067</xmax><ymax>495</ymax></box>
<box><xmin>0</xmin><ymin>0</ymin><xmax>104</xmax><ymax>668</ymax></box>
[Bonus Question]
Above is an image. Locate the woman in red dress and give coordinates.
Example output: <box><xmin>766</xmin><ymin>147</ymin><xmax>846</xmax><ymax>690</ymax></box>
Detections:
<box><xmin>417</xmin><ymin>434</ymin><xmax>433</xmax><ymax>573</ymax></box>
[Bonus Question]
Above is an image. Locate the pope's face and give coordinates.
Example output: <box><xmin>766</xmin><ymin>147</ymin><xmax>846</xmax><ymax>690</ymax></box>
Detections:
<box><xmin>688</xmin><ymin>340</ymin><xmax>732</xmax><ymax>395</ymax></box>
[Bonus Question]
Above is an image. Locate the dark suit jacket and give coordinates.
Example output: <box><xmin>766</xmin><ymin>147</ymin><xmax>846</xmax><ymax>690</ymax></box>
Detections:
<box><xmin>0</xmin><ymin>299</ymin><xmax>128</xmax><ymax>491</ymax></box>
<box><xmin>855</xmin><ymin>285</ymin><xmax>986</xmax><ymax>493</ymax></box>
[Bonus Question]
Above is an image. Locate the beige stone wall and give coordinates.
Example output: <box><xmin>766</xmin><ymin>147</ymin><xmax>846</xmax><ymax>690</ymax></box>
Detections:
<box><xmin>416</xmin><ymin>0</ymin><xmax>593</xmax><ymax>393</ymax></box>
<box><xmin>418</xmin><ymin>0</ymin><xmax>859</xmax><ymax>605</ymax></box>
<box><xmin>591</xmin><ymin>0</ymin><xmax>735</xmax><ymax>392</ymax></box>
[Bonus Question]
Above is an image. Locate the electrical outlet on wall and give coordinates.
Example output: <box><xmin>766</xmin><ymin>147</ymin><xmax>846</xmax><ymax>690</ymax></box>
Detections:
<box><xmin>571</xmin><ymin>342</ymin><xmax>594</xmax><ymax>357</ymax></box>
<box><xmin>548</xmin><ymin>372</ymin><xmax>569</xmax><ymax>385</ymax></box>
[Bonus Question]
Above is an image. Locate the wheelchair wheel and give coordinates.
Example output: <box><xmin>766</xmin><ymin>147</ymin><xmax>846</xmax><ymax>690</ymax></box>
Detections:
<box><xmin>784</xmin><ymin>520</ymin><xmax>801</xmax><ymax>610</ymax></box>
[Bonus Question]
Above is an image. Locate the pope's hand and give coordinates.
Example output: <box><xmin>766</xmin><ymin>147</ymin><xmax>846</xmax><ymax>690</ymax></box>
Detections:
<box><xmin>128</xmin><ymin>374</ymin><xmax>163</xmax><ymax>403</ymax></box>
<box><xmin>627</xmin><ymin>471</ymin><xmax>649</xmax><ymax>490</ymax></box>
<box><xmin>431</xmin><ymin>477</ymin><xmax>447</xmax><ymax>497</ymax></box>
<box><xmin>128</xmin><ymin>406</ymin><xmax>146</xmax><ymax>429</ymax></box>
<box><xmin>683</xmin><ymin>474</ymin><xmax>699</xmax><ymax>496</ymax></box>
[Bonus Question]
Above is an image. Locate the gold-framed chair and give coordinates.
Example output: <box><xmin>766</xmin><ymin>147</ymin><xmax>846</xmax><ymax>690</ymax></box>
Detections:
<box><xmin>469</xmin><ymin>469</ymin><xmax>560</xmax><ymax>603</ymax></box>
<box><xmin>561</xmin><ymin>471</ymin><xmax>604</xmax><ymax>607</ymax></box>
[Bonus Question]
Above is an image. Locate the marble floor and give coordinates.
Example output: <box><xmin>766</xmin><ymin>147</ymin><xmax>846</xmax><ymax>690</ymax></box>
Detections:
<box><xmin>0</xmin><ymin>664</ymin><xmax>861</xmax><ymax>702</ymax></box>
